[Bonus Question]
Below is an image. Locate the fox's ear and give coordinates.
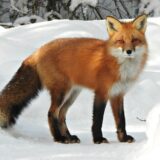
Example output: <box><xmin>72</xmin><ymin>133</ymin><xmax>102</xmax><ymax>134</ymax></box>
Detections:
<box><xmin>106</xmin><ymin>16</ymin><xmax>122</xmax><ymax>36</ymax></box>
<box><xmin>132</xmin><ymin>15</ymin><xmax>147</xmax><ymax>33</ymax></box>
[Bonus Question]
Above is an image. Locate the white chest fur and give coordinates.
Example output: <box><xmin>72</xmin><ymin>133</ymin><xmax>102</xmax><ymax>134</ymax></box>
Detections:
<box><xmin>109</xmin><ymin>46</ymin><xmax>146</xmax><ymax>97</ymax></box>
<box><xmin>109</xmin><ymin>80</ymin><xmax>134</xmax><ymax>97</ymax></box>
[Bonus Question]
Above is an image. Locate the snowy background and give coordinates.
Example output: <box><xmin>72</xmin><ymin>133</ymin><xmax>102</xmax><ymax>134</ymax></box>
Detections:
<box><xmin>1</xmin><ymin>0</ymin><xmax>159</xmax><ymax>27</ymax></box>
<box><xmin>0</xmin><ymin>17</ymin><xmax>160</xmax><ymax>160</ymax></box>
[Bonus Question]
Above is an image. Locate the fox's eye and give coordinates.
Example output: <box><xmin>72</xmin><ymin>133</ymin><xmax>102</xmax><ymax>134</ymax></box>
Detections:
<box><xmin>132</xmin><ymin>38</ymin><xmax>141</xmax><ymax>44</ymax></box>
<box><xmin>116</xmin><ymin>40</ymin><xmax>124</xmax><ymax>44</ymax></box>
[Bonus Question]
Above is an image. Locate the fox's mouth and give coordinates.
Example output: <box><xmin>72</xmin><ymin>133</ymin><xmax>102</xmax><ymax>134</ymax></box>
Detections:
<box><xmin>124</xmin><ymin>53</ymin><xmax>135</xmax><ymax>59</ymax></box>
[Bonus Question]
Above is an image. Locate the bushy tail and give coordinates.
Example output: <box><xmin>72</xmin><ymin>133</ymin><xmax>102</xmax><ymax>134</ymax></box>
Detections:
<box><xmin>0</xmin><ymin>63</ymin><xmax>42</xmax><ymax>128</ymax></box>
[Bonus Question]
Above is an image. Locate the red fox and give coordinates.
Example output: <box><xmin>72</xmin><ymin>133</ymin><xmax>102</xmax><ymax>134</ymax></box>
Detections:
<box><xmin>0</xmin><ymin>15</ymin><xmax>148</xmax><ymax>144</ymax></box>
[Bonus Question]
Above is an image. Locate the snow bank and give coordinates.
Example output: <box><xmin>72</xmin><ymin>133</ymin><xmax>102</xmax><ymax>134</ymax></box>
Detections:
<box><xmin>0</xmin><ymin>26</ymin><xmax>5</xmax><ymax>30</ymax></box>
<box><xmin>0</xmin><ymin>26</ymin><xmax>5</xmax><ymax>32</ymax></box>
<box><xmin>135</xmin><ymin>104</ymin><xmax>160</xmax><ymax>160</ymax></box>
<box><xmin>147</xmin><ymin>104</ymin><xmax>160</xmax><ymax>147</ymax></box>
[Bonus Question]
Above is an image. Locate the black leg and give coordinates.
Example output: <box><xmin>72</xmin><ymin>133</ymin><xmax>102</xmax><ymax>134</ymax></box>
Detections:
<box><xmin>48</xmin><ymin>110</ymin><xmax>64</xmax><ymax>142</ymax></box>
<box><xmin>110</xmin><ymin>95</ymin><xmax>134</xmax><ymax>143</ymax></box>
<box><xmin>48</xmin><ymin>90</ymin><xmax>66</xmax><ymax>143</ymax></box>
<box><xmin>92</xmin><ymin>94</ymin><xmax>108</xmax><ymax>144</ymax></box>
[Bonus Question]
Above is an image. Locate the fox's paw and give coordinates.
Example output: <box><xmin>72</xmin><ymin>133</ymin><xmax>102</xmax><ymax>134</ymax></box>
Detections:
<box><xmin>55</xmin><ymin>135</ymin><xmax>80</xmax><ymax>144</ymax></box>
<box><xmin>93</xmin><ymin>137</ymin><xmax>109</xmax><ymax>144</ymax></box>
<box><xmin>124</xmin><ymin>135</ymin><xmax>135</xmax><ymax>143</ymax></box>
<box><xmin>67</xmin><ymin>135</ymin><xmax>80</xmax><ymax>143</ymax></box>
<box><xmin>117</xmin><ymin>131</ymin><xmax>135</xmax><ymax>143</ymax></box>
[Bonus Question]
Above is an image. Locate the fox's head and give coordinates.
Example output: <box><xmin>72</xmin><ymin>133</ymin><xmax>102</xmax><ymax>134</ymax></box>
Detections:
<box><xmin>106</xmin><ymin>15</ymin><xmax>147</xmax><ymax>61</ymax></box>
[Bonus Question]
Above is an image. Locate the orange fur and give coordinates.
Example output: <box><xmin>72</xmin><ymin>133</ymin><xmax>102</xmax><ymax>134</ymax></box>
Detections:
<box><xmin>33</xmin><ymin>38</ymin><xmax>119</xmax><ymax>99</ymax></box>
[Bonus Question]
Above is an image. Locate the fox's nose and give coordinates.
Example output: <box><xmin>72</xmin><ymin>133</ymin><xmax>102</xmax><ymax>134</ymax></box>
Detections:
<box><xmin>126</xmin><ymin>50</ymin><xmax>132</xmax><ymax>55</ymax></box>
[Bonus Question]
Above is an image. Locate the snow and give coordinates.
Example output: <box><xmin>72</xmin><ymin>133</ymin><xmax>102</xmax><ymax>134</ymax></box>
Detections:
<box><xmin>134</xmin><ymin>103</ymin><xmax>160</xmax><ymax>160</ymax></box>
<box><xmin>140</xmin><ymin>0</ymin><xmax>160</xmax><ymax>16</ymax></box>
<box><xmin>0</xmin><ymin>18</ymin><xmax>160</xmax><ymax>159</ymax></box>
<box><xmin>70</xmin><ymin>0</ymin><xmax>98</xmax><ymax>11</ymax></box>
<box><xmin>10</xmin><ymin>0</ymin><xmax>28</xmax><ymax>14</ymax></box>
<box><xmin>0</xmin><ymin>26</ymin><xmax>5</xmax><ymax>32</ymax></box>
<box><xmin>13</xmin><ymin>15</ymin><xmax>45</xmax><ymax>26</ymax></box>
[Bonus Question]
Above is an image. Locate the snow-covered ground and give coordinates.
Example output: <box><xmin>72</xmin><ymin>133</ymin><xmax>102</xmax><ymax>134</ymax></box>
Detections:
<box><xmin>0</xmin><ymin>17</ymin><xmax>160</xmax><ymax>160</ymax></box>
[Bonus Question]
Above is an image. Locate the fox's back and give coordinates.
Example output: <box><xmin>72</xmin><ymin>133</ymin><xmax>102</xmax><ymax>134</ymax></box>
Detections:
<box><xmin>33</xmin><ymin>38</ymin><xmax>119</xmax><ymax>89</ymax></box>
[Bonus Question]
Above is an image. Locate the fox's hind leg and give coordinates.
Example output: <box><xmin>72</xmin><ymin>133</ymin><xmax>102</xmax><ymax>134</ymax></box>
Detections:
<box><xmin>48</xmin><ymin>87</ymin><xmax>68</xmax><ymax>143</ymax></box>
<box><xmin>59</xmin><ymin>88</ymin><xmax>81</xmax><ymax>143</ymax></box>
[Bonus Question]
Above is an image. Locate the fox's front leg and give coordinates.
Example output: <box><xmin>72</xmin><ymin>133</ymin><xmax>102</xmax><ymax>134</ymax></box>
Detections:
<box><xmin>110</xmin><ymin>95</ymin><xmax>134</xmax><ymax>143</ymax></box>
<box><xmin>92</xmin><ymin>94</ymin><xmax>108</xmax><ymax>144</ymax></box>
